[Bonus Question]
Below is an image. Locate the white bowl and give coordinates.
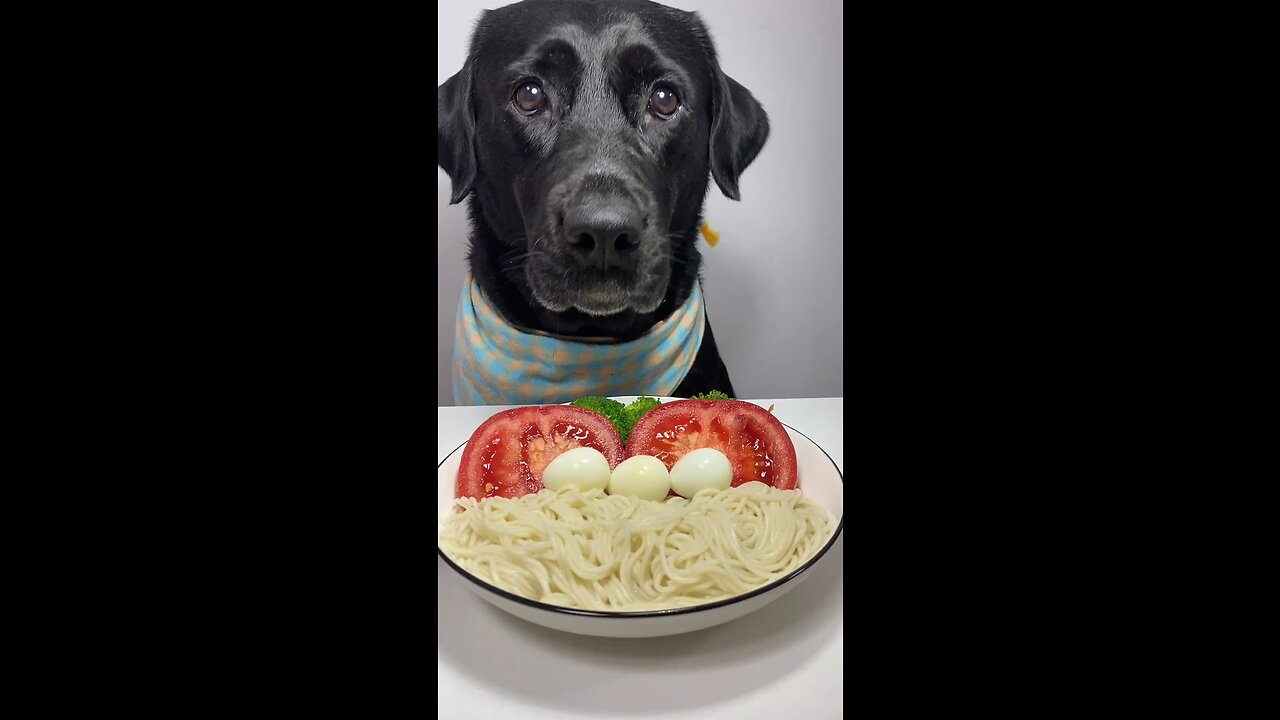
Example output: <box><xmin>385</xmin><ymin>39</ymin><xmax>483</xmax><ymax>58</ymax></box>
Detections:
<box><xmin>436</xmin><ymin>398</ymin><xmax>845</xmax><ymax>638</ymax></box>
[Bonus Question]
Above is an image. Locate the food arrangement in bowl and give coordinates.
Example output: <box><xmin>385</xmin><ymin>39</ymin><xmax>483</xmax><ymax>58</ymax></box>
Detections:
<box><xmin>437</xmin><ymin>393</ymin><xmax>844</xmax><ymax>638</ymax></box>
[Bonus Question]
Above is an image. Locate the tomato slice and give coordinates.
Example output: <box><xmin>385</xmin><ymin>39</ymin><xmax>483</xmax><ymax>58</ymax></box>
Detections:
<box><xmin>626</xmin><ymin>399</ymin><xmax>798</xmax><ymax>490</ymax></box>
<box><xmin>456</xmin><ymin>405</ymin><xmax>625</xmax><ymax>500</ymax></box>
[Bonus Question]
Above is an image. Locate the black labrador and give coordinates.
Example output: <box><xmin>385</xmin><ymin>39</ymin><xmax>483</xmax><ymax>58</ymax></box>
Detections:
<box><xmin>438</xmin><ymin>0</ymin><xmax>767</xmax><ymax>399</ymax></box>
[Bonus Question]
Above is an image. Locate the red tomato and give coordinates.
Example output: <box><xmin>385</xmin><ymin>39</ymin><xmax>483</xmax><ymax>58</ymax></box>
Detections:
<box><xmin>626</xmin><ymin>399</ymin><xmax>798</xmax><ymax>490</ymax></box>
<box><xmin>456</xmin><ymin>405</ymin><xmax>625</xmax><ymax>500</ymax></box>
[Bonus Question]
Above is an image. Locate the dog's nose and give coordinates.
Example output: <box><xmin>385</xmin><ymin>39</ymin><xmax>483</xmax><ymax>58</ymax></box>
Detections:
<box><xmin>563</xmin><ymin>201</ymin><xmax>642</xmax><ymax>270</ymax></box>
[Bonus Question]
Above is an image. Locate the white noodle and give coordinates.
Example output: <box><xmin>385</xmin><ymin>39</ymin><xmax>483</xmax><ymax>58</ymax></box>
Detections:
<box><xmin>439</xmin><ymin>482</ymin><xmax>832</xmax><ymax>611</ymax></box>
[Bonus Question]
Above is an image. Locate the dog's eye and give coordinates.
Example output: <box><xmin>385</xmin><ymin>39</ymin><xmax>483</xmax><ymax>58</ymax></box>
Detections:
<box><xmin>514</xmin><ymin>82</ymin><xmax>547</xmax><ymax>115</ymax></box>
<box><xmin>648</xmin><ymin>87</ymin><xmax>680</xmax><ymax>119</ymax></box>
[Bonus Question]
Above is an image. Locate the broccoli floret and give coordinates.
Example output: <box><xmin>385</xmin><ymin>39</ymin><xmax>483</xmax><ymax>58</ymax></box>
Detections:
<box><xmin>570</xmin><ymin>396</ymin><xmax>626</xmax><ymax>425</ymax></box>
<box><xmin>690</xmin><ymin>390</ymin><xmax>733</xmax><ymax>400</ymax></box>
<box><xmin>617</xmin><ymin>396</ymin><xmax>662</xmax><ymax>444</ymax></box>
<box><xmin>570</xmin><ymin>396</ymin><xmax>662</xmax><ymax>444</ymax></box>
<box><xmin>623</xmin><ymin>396</ymin><xmax>662</xmax><ymax>422</ymax></box>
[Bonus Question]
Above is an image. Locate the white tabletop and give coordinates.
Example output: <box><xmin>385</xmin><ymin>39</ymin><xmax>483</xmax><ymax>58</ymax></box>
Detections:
<box><xmin>438</xmin><ymin>398</ymin><xmax>844</xmax><ymax>719</ymax></box>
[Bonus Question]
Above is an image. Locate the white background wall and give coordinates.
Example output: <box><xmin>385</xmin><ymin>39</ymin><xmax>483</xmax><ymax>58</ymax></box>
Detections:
<box><xmin>438</xmin><ymin>0</ymin><xmax>844</xmax><ymax>405</ymax></box>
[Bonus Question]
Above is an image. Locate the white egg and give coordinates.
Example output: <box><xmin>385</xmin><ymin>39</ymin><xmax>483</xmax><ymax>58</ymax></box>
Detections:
<box><xmin>669</xmin><ymin>448</ymin><xmax>733</xmax><ymax>498</ymax></box>
<box><xmin>608</xmin><ymin>455</ymin><xmax>672</xmax><ymax>501</ymax></box>
<box><xmin>542</xmin><ymin>447</ymin><xmax>611</xmax><ymax>492</ymax></box>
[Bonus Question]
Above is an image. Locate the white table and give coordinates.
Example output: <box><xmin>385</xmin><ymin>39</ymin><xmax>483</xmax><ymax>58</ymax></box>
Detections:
<box><xmin>438</xmin><ymin>398</ymin><xmax>844</xmax><ymax>719</ymax></box>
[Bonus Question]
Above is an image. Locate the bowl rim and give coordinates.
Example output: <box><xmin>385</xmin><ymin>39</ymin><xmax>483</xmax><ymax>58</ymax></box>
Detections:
<box><xmin>436</xmin><ymin>422</ymin><xmax>845</xmax><ymax>619</ymax></box>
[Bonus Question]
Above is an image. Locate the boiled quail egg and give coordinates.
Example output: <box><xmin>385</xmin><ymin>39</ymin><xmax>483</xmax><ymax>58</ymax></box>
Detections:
<box><xmin>669</xmin><ymin>448</ymin><xmax>733</xmax><ymax>498</ymax></box>
<box><xmin>607</xmin><ymin>455</ymin><xmax>671</xmax><ymax>501</ymax></box>
<box><xmin>541</xmin><ymin>447</ymin><xmax>611</xmax><ymax>492</ymax></box>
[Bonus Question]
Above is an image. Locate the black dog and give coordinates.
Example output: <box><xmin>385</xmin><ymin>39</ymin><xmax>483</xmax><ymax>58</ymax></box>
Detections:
<box><xmin>439</xmin><ymin>0</ymin><xmax>767</xmax><ymax>400</ymax></box>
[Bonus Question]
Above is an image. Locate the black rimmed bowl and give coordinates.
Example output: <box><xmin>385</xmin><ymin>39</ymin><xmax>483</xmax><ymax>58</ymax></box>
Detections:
<box><xmin>436</xmin><ymin>398</ymin><xmax>845</xmax><ymax>638</ymax></box>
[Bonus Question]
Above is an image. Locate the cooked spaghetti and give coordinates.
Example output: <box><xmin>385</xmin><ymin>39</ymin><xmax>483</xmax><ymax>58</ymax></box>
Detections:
<box><xmin>438</xmin><ymin>482</ymin><xmax>832</xmax><ymax>611</ymax></box>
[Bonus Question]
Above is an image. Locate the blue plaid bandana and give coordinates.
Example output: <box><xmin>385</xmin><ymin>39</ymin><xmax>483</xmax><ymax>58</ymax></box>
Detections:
<box><xmin>452</xmin><ymin>276</ymin><xmax>705</xmax><ymax>405</ymax></box>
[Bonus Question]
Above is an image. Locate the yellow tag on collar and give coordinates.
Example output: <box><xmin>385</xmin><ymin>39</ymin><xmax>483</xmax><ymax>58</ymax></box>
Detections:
<box><xmin>700</xmin><ymin>221</ymin><xmax>720</xmax><ymax>247</ymax></box>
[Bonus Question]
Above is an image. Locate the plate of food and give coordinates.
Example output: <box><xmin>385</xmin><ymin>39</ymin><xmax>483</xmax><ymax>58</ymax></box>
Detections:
<box><xmin>436</xmin><ymin>394</ymin><xmax>844</xmax><ymax>638</ymax></box>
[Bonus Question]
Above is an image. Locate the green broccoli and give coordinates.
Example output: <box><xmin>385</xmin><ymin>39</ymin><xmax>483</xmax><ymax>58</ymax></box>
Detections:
<box><xmin>616</xmin><ymin>396</ymin><xmax>662</xmax><ymax>444</ymax></box>
<box><xmin>690</xmin><ymin>390</ymin><xmax>733</xmax><ymax>400</ymax></box>
<box><xmin>570</xmin><ymin>396</ymin><xmax>626</xmax><ymax>425</ymax></box>
<box><xmin>569</xmin><ymin>396</ymin><xmax>663</xmax><ymax>444</ymax></box>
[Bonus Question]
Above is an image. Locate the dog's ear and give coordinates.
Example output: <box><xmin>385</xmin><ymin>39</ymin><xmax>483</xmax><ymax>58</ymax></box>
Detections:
<box><xmin>709</xmin><ymin>68</ymin><xmax>769</xmax><ymax>201</ymax></box>
<box><xmin>686</xmin><ymin>10</ymin><xmax>766</xmax><ymax>199</ymax></box>
<box><xmin>438</xmin><ymin>61</ymin><xmax>477</xmax><ymax>205</ymax></box>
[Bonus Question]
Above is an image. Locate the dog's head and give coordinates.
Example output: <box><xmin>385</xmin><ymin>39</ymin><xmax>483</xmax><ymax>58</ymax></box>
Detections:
<box><xmin>438</xmin><ymin>0</ymin><xmax>768</xmax><ymax>321</ymax></box>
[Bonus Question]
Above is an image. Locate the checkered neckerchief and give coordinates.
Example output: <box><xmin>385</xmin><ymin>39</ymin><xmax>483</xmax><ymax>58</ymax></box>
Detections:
<box><xmin>452</xmin><ymin>276</ymin><xmax>705</xmax><ymax>405</ymax></box>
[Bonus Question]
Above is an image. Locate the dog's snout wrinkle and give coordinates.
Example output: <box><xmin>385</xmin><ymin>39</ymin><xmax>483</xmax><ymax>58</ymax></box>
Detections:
<box><xmin>580</xmin><ymin>173</ymin><xmax>628</xmax><ymax>195</ymax></box>
<box><xmin>563</xmin><ymin>196</ymin><xmax>643</xmax><ymax>270</ymax></box>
